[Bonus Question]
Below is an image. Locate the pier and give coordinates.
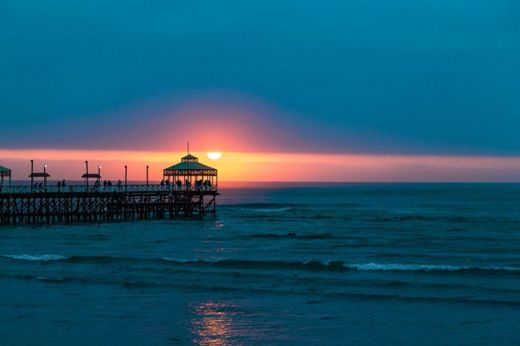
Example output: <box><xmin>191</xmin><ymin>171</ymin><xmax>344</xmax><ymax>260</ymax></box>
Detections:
<box><xmin>0</xmin><ymin>151</ymin><xmax>218</xmax><ymax>225</ymax></box>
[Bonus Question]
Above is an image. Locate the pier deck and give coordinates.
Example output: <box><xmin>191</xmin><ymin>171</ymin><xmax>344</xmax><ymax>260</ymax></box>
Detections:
<box><xmin>0</xmin><ymin>185</ymin><xmax>218</xmax><ymax>225</ymax></box>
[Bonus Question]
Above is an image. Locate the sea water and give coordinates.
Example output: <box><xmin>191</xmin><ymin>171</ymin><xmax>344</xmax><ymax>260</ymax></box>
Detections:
<box><xmin>0</xmin><ymin>183</ymin><xmax>519</xmax><ymax>345</ymax></box>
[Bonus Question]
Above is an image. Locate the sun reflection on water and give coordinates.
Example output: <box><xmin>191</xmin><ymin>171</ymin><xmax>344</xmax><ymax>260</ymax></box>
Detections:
<box><xmin>190</xmin><ymin>301</ymin><xmax>267</xmax><ymax>346</ymax></box>
<box><xmin>191</xmin><ymin>302</ymin><xmax>233</xmax><ymax>345</ymax></box>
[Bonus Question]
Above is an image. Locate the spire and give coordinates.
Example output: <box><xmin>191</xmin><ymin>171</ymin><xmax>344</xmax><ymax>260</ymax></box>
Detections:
<box><xmin>181</xmin><ymin>142</ymin><xmax>198</xmax><ymax>162</ymax></box>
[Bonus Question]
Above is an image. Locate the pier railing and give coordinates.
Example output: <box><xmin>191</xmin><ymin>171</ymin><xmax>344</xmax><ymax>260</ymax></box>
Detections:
<box><xmin>0</xmin><ymin>184</ymin><xmax>218</xmax><ymax>194</ymax></box>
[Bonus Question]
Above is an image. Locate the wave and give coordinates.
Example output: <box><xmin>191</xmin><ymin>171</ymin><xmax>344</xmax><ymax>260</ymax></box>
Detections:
<box><xmin>369</xmin><ymin>215</ymin><xmax>435</xmax><ymax>222</ymax></box>
<box><xmin>241</xmin><ymin>207</ymin><xmax>292</xmax><ymax>213</ymax></box>
<box><xmin>224</xmin><ymin>203</ymin><xmax>304</xmax><ymax>208</ymax></box>
<box><xmin>4</xmin><ymin>254</ymin><xmax>519</xmax><ymax>275</ymax></box>
<box><xmin>2</xmin><ymin>254</ymin><xmax>138</xmax><ymax>264</ymax></box>
<box><xmin>333</xmin><ymin>202</ymin><xmax>363</xmax><ymax>207</ymax></box>
<box><xmin>1</xmin><ymin>271</ymin><xmax>518</xmax><ymax>307</ymax></box>
<box><xmin>2</xmin><ymin>254</ymin><xmax>67</xmax><ymax>262</ymax></box>
<box><xmin>161</xmin><ymin>258</ymin><xmax>520</xmax><ymax>274</ymax></box>
<box><xmin>224</xmin><ymin>202</ymin><xmax>363</xmax><ymax>208</ymax></box>
<box><xmin>225</xmin><ymin>202</ymin><xmax>304</xmax><ymax>213</ymax></box>
<box><xmin>344</xmin><ymin>263</ymin><xmax>519</xmax><ymax>273</ymax></box>
<box><xmin>161</xmin><ymin>257</ymin><xmax>346</xmax><ymax>271</ymax></box>
<box><xmin>326</xmin><ymin>292</ymin><xmax>520</xmax><ymax>307</ymax></box>
<box><xmin>368</xmin><ymin>214</ymin><xmax>503</xmax><ymax>224</ymax></box>
<box><xmin>244</xmin><ymin>232</ymin><xmax>335</xmax><ymax>240</ymax></box>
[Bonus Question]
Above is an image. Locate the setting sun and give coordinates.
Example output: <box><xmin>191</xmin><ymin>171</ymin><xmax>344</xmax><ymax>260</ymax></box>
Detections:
<box><xmin>207</xmin><ymin>152</ymin><xmax>222</xmax><ymax>160</ymax></box>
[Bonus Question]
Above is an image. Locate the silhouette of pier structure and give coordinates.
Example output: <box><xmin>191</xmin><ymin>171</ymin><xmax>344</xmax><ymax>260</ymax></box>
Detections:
<box><xmin>0</xmin><ymin>150</ymin><xmax>218</xmax><ymax>225</ymax></box>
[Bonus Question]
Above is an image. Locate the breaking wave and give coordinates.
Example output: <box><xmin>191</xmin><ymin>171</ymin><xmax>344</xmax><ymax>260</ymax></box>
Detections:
<box><xmin>160</xmin><ymin>258</ymin><xmax>520</xmax><ymax>274</ymax></box>
<box><xmin>344</xmin><ymin>263</ymin><xmax>520</xmax><ymax>273</ymax></box>
<box><xmin>2</xmin><ymin>254</ymin><xmax>67</xmax><ymax>262</ymax></box>
<box><xmin>4</xmin><ymin>254</ymin><xmax>519</xmax><ymax>275</ymax></box>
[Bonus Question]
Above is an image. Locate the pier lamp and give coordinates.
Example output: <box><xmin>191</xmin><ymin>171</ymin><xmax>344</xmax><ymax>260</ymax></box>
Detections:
<box><xmin>98</xmin><ymin>166</ymin><xmax>101</xmax><ymax>184</ymax></box>
<box><xmin>43</xmin><ymin>164</ymin><xmax>48</xmax><ymax>188</ymax></box>
<box><xmin>85</xmin><ymin>161</ymin><xmax>89</xmax><ymax>188</ymax></box>
<box><xmin>30</xmin><ymin>160</ymin><xmax>34</xmax><ymax>191</ymax></box>
<box><xmin>146</xmin><ymin>165</ymin><xmax>149</xmax><ymax>186</ymax></box>
<box><xmin>125</xmin><ymin>165</ymin><xmax>128</xmax><ymax>189</ymax></box>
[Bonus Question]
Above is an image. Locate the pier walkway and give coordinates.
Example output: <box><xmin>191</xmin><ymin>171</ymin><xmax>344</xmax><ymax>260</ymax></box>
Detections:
<box><xmin>0</xmin><ymin>184</ymin><xmax>218</xmax><ymax>225</ymax></box>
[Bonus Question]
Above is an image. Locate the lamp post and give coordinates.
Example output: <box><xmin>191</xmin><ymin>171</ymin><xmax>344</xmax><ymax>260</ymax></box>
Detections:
<box><xmin>98</xmin><ymin>166</ymin><xmax>101</xmax><ymax>184</ymax></box>
<box><xmin>146</xmin><ymin>165</ymin><xmax>149</xmax><ymax>186</ymax></box>
<box><xmin>85</xmin><ymin>161</ymin><xmax>89</xmax><ymax>189</ymax></box>
<box><xmin>30</xmin><ymin>160</ymin><xmax>34</xmax><ymax>192</ymax></box>
<box><xmin>124</xmin><ymin>165</ymin><xmax>128</xmax><ymax>190</ymax></box>
<box><xmin>43</xmin><ymin>164</ymin><xmax>47</xmax><ymax>188</ymax></box>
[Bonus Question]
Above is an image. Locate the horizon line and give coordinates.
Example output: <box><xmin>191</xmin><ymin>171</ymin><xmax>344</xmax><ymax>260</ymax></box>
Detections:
<box><xmin>2</xmin><ymin>148</ymin><xmax>520</xmax><ymax>182</ymax></box>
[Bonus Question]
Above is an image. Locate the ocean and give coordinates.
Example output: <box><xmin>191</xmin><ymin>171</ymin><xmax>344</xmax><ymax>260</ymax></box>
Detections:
<box><xmin>1</xmin><ymin>183</ymin><xmax>519</xmax><ymax>345</ymax></box>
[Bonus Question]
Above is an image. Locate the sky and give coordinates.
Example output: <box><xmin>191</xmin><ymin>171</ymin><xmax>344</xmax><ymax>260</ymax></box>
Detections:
<box><xmin>1</xmin><ymin>1</ymin><xmax>519</xmax><ymax>181</ymax></box>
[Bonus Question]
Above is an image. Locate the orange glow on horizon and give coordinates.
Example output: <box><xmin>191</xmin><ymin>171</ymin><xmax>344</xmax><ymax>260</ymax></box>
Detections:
<box><xmin>1</xmin><ymin>148</ymin><xmax>520</xmax><ymax>182</ymax></box>
<box><xmin>126</xmin><ymin>97</ymin><xmax>302</xmax><ymax>153</ymax></box>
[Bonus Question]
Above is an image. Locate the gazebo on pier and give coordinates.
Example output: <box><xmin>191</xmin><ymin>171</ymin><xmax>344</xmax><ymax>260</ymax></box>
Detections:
<box><xmin>163</xmin><ymin>153</ymin><xmax>218</xmax><ymax>191</ymax></box>
<box><xmin>29</xmin><ymin>171</ymin><xmax>50</xmax><ymax>189</ymax></box>
<box><xmin>0</xmin><ymin>165</ymin><xmax>12</xmax><ymax>190</ymax></box>
<box><xmin>82</xmin><ymin>162</ymin><xmax>102</xmax><ymax>189</ymax></box>
<box><xmin>28</xmin><ymin>160</ymin><xmax>50</xmax><ymax>190</ymax></box>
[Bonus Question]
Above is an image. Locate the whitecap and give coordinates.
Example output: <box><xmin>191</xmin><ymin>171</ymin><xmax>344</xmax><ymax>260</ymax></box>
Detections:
<box><xmin>346</xmin><ymin>262</ymin><xmax>520</xmax><ymax>272</ymax></box>
<box><xmin>2</xmin><ymin>254</ymin><xmax>68</xmax><ymax>262</ymax></box>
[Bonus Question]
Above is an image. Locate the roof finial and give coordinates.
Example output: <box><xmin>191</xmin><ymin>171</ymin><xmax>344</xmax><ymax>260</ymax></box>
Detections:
<box><xmin>187</xmin><ymin>141</ymin><xmax>190</xmax><ymax>154</ymax></box>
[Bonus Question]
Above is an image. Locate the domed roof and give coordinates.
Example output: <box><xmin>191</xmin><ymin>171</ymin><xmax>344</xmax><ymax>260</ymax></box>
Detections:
<box><xmin>181</xmin><ymin>154</ymin><xmax>199</xmax><ymax>163</ymax></box>
<box><xmin>164</xmin><ymin>153</ymin><xmax>217</xmax><ymax>175</ymax></box>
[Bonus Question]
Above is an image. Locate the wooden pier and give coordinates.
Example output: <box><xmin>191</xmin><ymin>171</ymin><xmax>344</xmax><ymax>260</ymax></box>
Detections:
<box><xmin>0</xmin><ymin>148</ymin><xmax>219</xmax><ymax>226</ymax></box>
<box><xmin>0</xmin><ymin>186</ymin><xmax>218</xmax><ymax>225</ymax></box>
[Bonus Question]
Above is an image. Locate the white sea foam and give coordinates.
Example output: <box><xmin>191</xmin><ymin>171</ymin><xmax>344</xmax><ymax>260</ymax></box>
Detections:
<box><xmin>161</xmin><ymin>257</ymin><xmax>190</xmax><ymax>263</ymax></box>
<box><xmin>159</xmin><ymin>258</ymin><xmax>520</xmax><ymax>273</ymax></box>
<box><xmin>346</xmin><ymin>263</ymin><xmax>520</xmax><ymax>272</ymax></box>
<box><xmin>3</xmin><ymin>254</ymin><xmax>67</xmax><ymax>262</ymax></box>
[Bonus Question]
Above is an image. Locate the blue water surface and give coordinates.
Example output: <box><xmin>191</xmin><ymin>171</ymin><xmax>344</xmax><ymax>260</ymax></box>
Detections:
<box><xmin>1</xmin><ymin>183</ymin><xmax>519</xmax><ymax>345</ymax></box>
